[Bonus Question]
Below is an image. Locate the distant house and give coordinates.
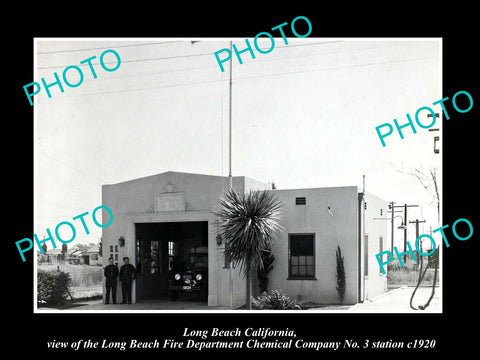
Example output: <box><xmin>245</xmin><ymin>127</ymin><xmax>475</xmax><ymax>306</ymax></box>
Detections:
<box><xmin>37</xmin><ymin>248</ymin><xmax>63</xmax><ymax>264</ymax></box>
<box><xmin>83</xmin><ymin>245</ymin><xmax>102</xmax><ymax>266</ymax></box>
<box><xmin>66</xmin><ymin>249</ymin><xmax>83</xmax><ymax>265</ymax></box>
<box><xmin>37</xmin><ymin>251</ymin><xmax>49</xmax><ymax>264</ymax></box>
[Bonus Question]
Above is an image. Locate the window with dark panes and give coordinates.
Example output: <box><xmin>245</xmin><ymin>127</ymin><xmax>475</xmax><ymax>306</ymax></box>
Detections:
<box><xmin>289</xmin><ymin>234</ymin><xmax>315</xmax><ymax>278</ymax></box>
<box><xmin>110</xmin><ymin>244</ymin><xmax>118</xmax><ymax>266</ymax></box>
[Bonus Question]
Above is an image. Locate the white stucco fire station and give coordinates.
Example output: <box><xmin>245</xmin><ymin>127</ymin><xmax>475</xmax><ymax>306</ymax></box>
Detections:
<box><xmin>101</xmin><ymin>171</ymin><xmax>387</xmax><ymax>307</ymax></box>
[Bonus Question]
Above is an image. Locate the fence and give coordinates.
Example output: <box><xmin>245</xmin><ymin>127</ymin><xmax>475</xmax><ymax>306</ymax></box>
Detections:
<box><xmin>38</xmin><ymin>264</ymin><xmax>103</xmax><ymax>287</ymax></box>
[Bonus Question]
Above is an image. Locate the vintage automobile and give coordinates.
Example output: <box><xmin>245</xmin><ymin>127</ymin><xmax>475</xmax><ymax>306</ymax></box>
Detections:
<box><xmin>168</xmin><ymin>246</ymin><xmax>208</xmax><ymax>301</ymax></box>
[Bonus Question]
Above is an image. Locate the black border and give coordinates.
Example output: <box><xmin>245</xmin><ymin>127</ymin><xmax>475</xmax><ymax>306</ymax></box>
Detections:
<box><xmin>7</xmin><ymin>4</ymin><xmax>478</xmax><ymax>356</ymax></box>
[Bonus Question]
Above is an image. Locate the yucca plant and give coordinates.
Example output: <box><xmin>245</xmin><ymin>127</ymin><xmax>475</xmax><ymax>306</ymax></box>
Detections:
<box><xmin>214</xmin><ymin>188</ymin><xmax>283</xmax><ymax>309</ymax></box>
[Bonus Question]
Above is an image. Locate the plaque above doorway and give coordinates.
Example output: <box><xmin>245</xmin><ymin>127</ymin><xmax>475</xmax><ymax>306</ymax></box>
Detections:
<box><xmin>155</xmin><ymin>192</ymin><xmax>186</xmax><ymax>212</ymax></box>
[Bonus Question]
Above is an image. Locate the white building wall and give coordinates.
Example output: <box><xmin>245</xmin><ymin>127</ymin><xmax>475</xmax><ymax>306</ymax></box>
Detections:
<box><xmin>363</xmin><ymin>191</ymin><xmax>389</xmax><ymax>300</ymax></box>
<box><xmin>267</xmin><ymin>186</ymin><xmax>360</xmax><ymax>305</ymax></box>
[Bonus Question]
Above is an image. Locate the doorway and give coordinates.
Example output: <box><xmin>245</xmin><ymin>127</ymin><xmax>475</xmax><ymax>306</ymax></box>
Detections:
<box><xmin>134</xmin><ymin>221</ymin><xmax>208</xmax><ymax>300</ymax></box>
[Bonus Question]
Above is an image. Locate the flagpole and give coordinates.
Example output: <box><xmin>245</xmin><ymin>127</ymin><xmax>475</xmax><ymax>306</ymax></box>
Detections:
<box><xmin>228</xmin><ymin>40</ymin><xmax>233</xmax><ymax>189</ymax></box>
<box><xmin>228</xmin><ymin>40</ymin><xmax>233</xmax><ymax>309</ymax></box>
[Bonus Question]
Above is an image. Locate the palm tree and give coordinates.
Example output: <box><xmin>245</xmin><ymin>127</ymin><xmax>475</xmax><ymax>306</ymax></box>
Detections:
<box><xmin>214</xmin><ymin>188</ymin><xmax>283</xmax><ymax>309</ymax></box>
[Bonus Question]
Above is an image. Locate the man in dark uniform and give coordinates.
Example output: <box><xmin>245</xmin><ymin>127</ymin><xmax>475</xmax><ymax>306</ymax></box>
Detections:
<box><xmin>119</xmin><ymin>257</ymin><xmax>136</xmax><ymax>304</ymax></box>
<box><xmin>104</xmin><ymin>257</ymin><xmax>119</xmax><ymax>304</ymax></box>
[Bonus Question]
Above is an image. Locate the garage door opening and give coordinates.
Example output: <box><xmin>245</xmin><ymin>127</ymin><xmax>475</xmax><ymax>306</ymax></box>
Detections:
<box><xmin>134</xmin><ymin>221</ymin><xmax>208</xmax><ymax>302</ymax></box>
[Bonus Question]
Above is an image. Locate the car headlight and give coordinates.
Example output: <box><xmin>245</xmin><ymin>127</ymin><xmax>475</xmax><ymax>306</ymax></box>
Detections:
<box><xmin>174</xmin><ymin>273</ymin><xmax>181</xmax><ymax>280</ymax></box>
<box><xmin>196</xmin><ymin>273</ymin><xmax>202</xmax><ymax>281</ymax></box>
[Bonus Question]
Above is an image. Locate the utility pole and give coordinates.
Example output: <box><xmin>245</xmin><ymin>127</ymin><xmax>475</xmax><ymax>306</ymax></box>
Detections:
<box><xmin>409</xmin><ymin>219</ymin><xmax>427</xmax><ymax>254</ymax></box>
<box><xmin>403</xmin><ymin>204</ymin><xmax>419</xmax><ymax>263</ymax></box>
<box><xmin>388</xmin><ymin>202</ymin><xmax>402</xmax><ymax>252</ymax></box>
<box><xmin>390</xmin><ymin>203</ymin><xmax>419</xmax><ymax>262</ymax></box>
<box><xmin>388</xmin><ymin>202</ymin><xmax>403</xmax><ymax>252</ymax></box>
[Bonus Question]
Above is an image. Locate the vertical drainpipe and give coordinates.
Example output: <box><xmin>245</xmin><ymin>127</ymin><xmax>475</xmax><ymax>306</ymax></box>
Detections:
<box><xmin>357</xmin><ymin>175</ymin><xmax>366</xmax><ymax>303</ymax></box>
<box><xmin>357</xmin><ymin>192</ymin><xmax>364</xmax><ymax>303</ymax></box>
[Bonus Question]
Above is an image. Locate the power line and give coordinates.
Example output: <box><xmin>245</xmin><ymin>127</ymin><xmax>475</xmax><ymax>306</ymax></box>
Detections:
<box><xmin>37</xmin><ymin>55</ymin><xmax>437</xmax><ymax>100</ymax></box>
<box><xmin>231</xmin><ymin>55</ymin><xmax>438</xmax><ymax>81</ymax></box>
<box><xmin>60</xmin><ymin>42</ymin><xmax>424</xmax><ymax>88</ymax></box>
<box><xmin>41</xmin><ymin>77</ymin><xmax>223</xmax><ymax>99</ymax></box>
<box><xmin>34</xmin><ymin>40</ymin><xmax>438</xmax><ymax>100</ymax></box>
<box><xmin>37</xmin><ymin>41</ymin><xmax>185</xmax><ymax>54</ymax></box>
<box><xmin>36</xmin><ymin>41</ymin><xmax>343</xmax><ymax>70</ymax></box>
<box><xmin>239</xmin><ymin>42</ymin><xmax>416</xmax><ymax>68</ymax></box>
<box><xmin>37</xmin><ymin>51</ymin><xmax>215</xmax><ymax>70</ymax></box>
<box><xmin>37</xmin><ymin>40</ymin><xmax>340</xmax><ymax>55</ymax></box>
<box><xmin>38</xmin><ymin>150</ymin><xmax>106</xmax><ymax>185</ymax></box>
<box><xmin>37</xmin><ymin>41</ymin><xmax>432</xmax><ymax>78</ymax></box>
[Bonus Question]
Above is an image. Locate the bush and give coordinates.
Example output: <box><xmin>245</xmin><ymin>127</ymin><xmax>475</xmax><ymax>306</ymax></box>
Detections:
<box><xmin>336</xmin><ymin>245</ymin><xmax>346</xmax><ymax>304</ymax></box>
<box><xmin>37</xmin><ymin>270</ymin><xmax>73</xmax><ymax>306</ymax></box>
<box><xmin>37</xmin><ymin>271</ymin><xmax>54</xmax><ymax>303</ymax></box>
<box><xmin>387</xmin><ymin>257</ymin><xmax>414</xmax><ymax>272</ymax></box>
<box><xmin>251</xmin><ymin>290</ymin><xmax>302</xmax><ymax>310</ymax></box>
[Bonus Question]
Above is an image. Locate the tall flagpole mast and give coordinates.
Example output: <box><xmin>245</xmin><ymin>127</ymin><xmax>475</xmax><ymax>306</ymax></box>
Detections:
<box><xmin>228</xmin><ymin>40</ymin><xmax>233</xmax><ymax>189</ymax></box>
<box><xmin>228</xmin><ymin>40</ymin><xmax>233</xmax><ymax>308</ymax></box>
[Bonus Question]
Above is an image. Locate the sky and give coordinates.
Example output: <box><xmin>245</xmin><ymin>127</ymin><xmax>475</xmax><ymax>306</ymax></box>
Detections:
<box><xmin>34</xmin><ymin>37</ymin><xmax>441</xmax><ymax>250</ymax></box>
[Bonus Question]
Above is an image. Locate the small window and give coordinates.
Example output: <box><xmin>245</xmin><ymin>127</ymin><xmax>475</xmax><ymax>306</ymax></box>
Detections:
<box><xmin>289</xmin><ymin>234</ymin><xmax>315</xmax><ymax>279</ymax></box>
<box><xmin>295</xmin><ymin>197</ymin><xmax>306</xmax><ymax>205</ymax></box>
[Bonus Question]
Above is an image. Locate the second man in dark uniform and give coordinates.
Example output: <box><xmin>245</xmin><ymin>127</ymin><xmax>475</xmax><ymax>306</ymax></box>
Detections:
<box><xmin>119</xmin><ymin>256</ymin><xmax>136</xmax><ymax>304</ymax></box>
